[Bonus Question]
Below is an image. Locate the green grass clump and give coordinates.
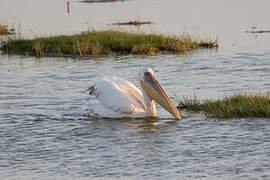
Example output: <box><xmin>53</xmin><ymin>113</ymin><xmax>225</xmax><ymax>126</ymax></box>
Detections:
<box><xmin>178</xmin><ymin>93</ymin><xmax>270</xmax><ymax>119</ymax></box>
<box><xmin>0</xmin><ymin>30</ymin><xmax>217</xmax><ymax>57</ymax></box>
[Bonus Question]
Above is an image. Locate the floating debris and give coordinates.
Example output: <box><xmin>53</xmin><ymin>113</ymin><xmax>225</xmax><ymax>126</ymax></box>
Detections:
<box><xmin>67</xmin><ymin>0</ymin><xmax>70</xmax><ymax>14</ymax></box>
<box><xmin>79</xmin><ymin>0</ymin><xmax>125</xmax><ymax>3</ymax></box>
<box><xmin>112</xmin><ymin>20</ymin><xmax>153</xmax><ymax>26</ymax></box>
<box><xmin>246</xmin><ymin>30</ymin><xmax>270</xmax><ymax>34</ymax></box>
<box><xmin>246</xmin><ymin>26</ymin><xmax>270</xmax><ymax>34</ymax></box>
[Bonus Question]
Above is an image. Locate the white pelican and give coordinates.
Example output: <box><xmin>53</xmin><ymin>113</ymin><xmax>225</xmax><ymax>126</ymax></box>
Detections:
<box><xmin>87</xmin><ymin>67</ymin><xmax>182</xmax><ymax>120</ymax></box>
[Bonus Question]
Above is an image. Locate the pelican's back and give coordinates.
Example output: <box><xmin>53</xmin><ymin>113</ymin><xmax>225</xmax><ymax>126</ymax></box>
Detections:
<box><xmin>88</xmin><ymin>77</ymin><xmax>146</xmax><ymax>115</ymax></box>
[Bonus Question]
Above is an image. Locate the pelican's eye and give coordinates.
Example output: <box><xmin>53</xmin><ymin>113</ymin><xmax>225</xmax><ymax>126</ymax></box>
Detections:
<box><xmin>144</xmin><ymin>72</ymin><xmax>152</xmax><ymax>79</ymax></box>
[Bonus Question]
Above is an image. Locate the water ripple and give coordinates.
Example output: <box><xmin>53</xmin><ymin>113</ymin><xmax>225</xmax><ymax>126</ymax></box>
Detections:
<box><xmin>1</xmin><ymin>48</ymin><xmax>270</xmax><ymax>179</ymax></box>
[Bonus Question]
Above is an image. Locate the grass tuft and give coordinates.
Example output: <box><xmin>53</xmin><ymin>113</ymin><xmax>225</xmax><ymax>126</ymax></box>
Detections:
<box><xmin>178</xmin><ymin>93</ymin><xmax>270</xmax><ymax>119</ymax></box>
<box><xmin>0</xmin><ymin>30</ymin><xmax>218</xmax><ymax>57</ymax></box>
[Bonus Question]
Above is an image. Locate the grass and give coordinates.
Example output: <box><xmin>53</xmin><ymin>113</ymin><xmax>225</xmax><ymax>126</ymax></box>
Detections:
<box><xmin>0</xmin><ymin>30</ymin><xmax>218</xmax><ymax>57</ymax></box>
<box><xmin>178</xmin><ymin>93</ymin><xmax>270</xmax><ymax>119</ymax></box>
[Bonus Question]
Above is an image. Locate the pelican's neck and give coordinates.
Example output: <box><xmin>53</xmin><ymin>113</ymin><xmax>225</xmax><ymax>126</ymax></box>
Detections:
<box><xmin>141</xmin><ymin>88</ymin><xmax>157</xmax><ymax>117</ymax></box>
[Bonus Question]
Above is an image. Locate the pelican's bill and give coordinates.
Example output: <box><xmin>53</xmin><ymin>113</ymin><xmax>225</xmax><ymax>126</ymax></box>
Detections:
<box><xmin>141</xmin><ymin>78</ymin><xmax>182</xmax><ymax>120</ymax></box>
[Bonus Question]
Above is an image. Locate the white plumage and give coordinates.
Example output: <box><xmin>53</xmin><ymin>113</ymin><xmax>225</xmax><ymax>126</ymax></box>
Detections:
<box><xmin>87</xmin><ymin>68</ymin><xmax>182</xmax><ymax>120</ymax></box>
<box><xmin>88</xmin><ymin>76</ymin><xmax>146</xmax><ymax>118</ymax></box>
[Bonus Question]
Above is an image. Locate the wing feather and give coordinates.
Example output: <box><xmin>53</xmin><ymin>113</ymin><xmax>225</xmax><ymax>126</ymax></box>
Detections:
<box><xmin>88</xmin><ymin>77</ymin><xmax>146</xmax><ymax>115</ymax></box>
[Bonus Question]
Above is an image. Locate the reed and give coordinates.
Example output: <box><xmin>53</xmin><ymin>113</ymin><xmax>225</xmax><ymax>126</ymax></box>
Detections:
<box><xmin>0</xmin><ymin>30</ymin><xmax>218</xmax><ymax>57</ymax></box>
<box><xmin>178</xmin><ymin>93</ymin><xmax>270</xmax><ymax>119</ymax></box>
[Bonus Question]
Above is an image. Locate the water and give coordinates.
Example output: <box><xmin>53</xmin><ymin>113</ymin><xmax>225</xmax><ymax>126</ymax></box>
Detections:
<box><xmin>1</xmin><ymin>0</ymin><xmax>270</xmax><ymax>179</ymax></box>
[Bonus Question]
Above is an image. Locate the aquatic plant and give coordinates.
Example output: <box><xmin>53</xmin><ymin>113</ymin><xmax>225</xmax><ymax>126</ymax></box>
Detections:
<box><xmin>0</xmin><ymin>30</ymin><xmax>218</xmax><ymax>57</ymax></box>
<box><xmin>178</xmin><ymin>93</ymin><xmax>270</xmax><ymax>119</ymax></box>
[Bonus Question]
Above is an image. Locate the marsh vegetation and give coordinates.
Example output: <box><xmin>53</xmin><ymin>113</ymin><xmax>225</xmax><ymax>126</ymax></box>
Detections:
<box><xmin>178</xmin><ymin>93</ymin><xmax>270</xmax><ymax>119</ymax></box>
<box><xmin>0</xmin><ymin>30</ymin><xmax>218</xmax><ymax>57</ymax></box>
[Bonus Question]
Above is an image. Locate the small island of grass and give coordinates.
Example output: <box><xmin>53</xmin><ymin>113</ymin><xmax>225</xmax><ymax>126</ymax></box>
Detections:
<box><xmin>0</xmin><ymin>30</ymin><xmax>217</xmax><ymax>57</ymax></box>
<box><xmin>178</xmin><ymin>93</ymin><xmax>270</xmax><ymax>119</ymax></box>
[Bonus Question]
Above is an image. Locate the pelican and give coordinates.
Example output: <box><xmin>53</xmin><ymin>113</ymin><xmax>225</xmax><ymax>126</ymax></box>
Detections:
<box><xmin>87</xmin><ymin>67</ymin><xmax>181</xmax><ymax>120</ymax></box>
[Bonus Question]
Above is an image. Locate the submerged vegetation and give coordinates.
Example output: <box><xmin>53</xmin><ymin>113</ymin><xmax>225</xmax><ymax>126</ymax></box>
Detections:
<box><xmin>0</xmin><ymin>30</ymin><xmax>218</xmax><ymax>57</ymax></box>
<box><xmin>178</xmin><ymin>93</ymin><xmax>270</xmax><ymax>119</ymax></box>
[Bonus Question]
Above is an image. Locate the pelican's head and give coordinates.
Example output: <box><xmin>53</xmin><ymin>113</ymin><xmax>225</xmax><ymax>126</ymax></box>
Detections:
<box><xmin>139</xmin><ymin>68</ymin><xmax>182</xmax><ymax>120</ymax></box>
